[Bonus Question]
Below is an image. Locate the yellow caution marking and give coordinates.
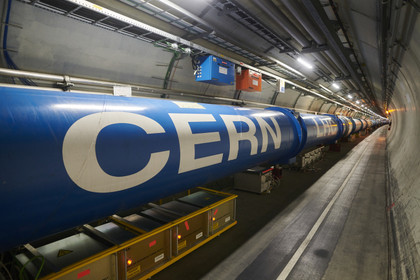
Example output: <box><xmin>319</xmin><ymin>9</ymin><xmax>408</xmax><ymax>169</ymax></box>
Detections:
<box><xmin>92</xmin><ymin>4</ymin><xmax>103</xmax><ymax>11</ymax></box>
<box><xmin>178</xmin><ymin>240</ymin><xmax>187</xmax><ymax>250</ymax></box>
<box><xmin>57</xmin><ymin>249</ymin><xmax>73</xmax><ymax>258</ymax></box>
<box><xmin>127</xmin><ymin>265</ymin><xmax>141</xmax><ymax>278</ymax></box>
<box><xmin>212</xmin><ymin>222</ymin><xmax>219</xmax><ymax>231</ymax></box>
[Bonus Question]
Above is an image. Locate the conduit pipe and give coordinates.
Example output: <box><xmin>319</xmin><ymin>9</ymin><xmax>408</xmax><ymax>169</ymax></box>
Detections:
<box><xmin>386</xmin><ymin>0</ymin><xmax>402</xmax><ymax>82</ymax></box>
<box><xmin>0</xmin><ymin>67</ymin><xmax>324</xmax><ymax>114</ymax></box>
<box><xmin>280</xmin><ymin>0</ymin><xmax>349</xmax><ymax>77</ymax></box>
<box><xmin>390</xmin><ymin>5</ymin><xmax>417</xmax><ymax>79</ymax></box>
<box><xmin>383</xmin><ymin>2</ymin><xmax>415</xmax><ymax>101</ymax></box>
<box><xmin>278</xmin><ymin>0</ymin><xmax>355</xmax><ymax>92</ymax></box>
<box><xmin>301</xmin><ymin>0</ymin><xmax>371</xmax><ymax>99</ymax></box>
<box><xmin>156</xmin><ymin>0</ymin><xmax>215</xmax><ymax>32</ymax></box>
<box><xmin>252</xmin><ymin>0</ymin><xmax>343</xmax><ymax>79</ymax></box>
<box><xmin>0</xmin><ymin>67</ymin><xmax>359</xmax><ymax>115</ymax></box>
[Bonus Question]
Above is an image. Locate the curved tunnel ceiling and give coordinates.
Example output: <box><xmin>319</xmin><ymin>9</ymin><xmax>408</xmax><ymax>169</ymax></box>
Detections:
<box><xmin>21</xmin><ymin>0</ymin><xmax>388</xmax><ymax>118</ymax></box>
<box><xmin>12</xmin><ymin>0</ymin><xmax>417</xmax><ymax>120</ymax></box>
<box><xmin>104</xmin><ymin>0</ymin><xmax>411</xmax><ymax>117</ymax></box>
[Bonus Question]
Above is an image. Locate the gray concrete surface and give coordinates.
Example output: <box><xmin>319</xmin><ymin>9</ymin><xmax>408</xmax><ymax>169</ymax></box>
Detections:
<box><xmin>203</xmin><ymin>127</ymin><xmax>388</xmax><ymax>280</ymax></box>
<box><xmin>322</xmin><ymin>128</ymin><xmax>388</xmax><ymax>280</ymax></box>
<box><xmin>386</xmin><ymin>15</ymin><xmax>420</xmax><ymax>280</ymax></box>
<box><xmin>4</xmin><ymin>0</ymin><xmax>353</xmax><ymax>115</ymax></box>
<box><xmin>153</xmin><ymin>125</ymin><xmax>372</xmax><ymax>280</ymax></box>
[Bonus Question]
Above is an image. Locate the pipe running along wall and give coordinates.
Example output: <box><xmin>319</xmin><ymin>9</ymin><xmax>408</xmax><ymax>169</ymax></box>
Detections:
<box><xmin>0</xmin><ymin>85</ymin><xmax>385</xmax><ymax>251</ymax></box>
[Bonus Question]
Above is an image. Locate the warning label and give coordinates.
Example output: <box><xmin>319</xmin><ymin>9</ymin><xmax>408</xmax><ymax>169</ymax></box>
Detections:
<box><xmin>154</xmin><ymin>253</ymin><xmax>164</xmax><ymax>263</ymax></box>
<box><xmin>219</xmin><ymin>66</ymin><xmax>228</xmax><ymax>75</ymax></box>
<box><xmin>212</xmin><ymin>222</ymin><xmax>219</xmax><ymax>231</ymax></box>
<box><xmin>127</xmin><ymin>265</ymin><xmax>141</xmax><ymax>278</ymax></box>
<box><xmin>57</xmin><ymin>249</ymin><xmax>73</xmax><ymax>258</ymax></box>
<box><xmin>178</xmin><ymin>240</ymin><xmax>187</xmax><ymax>250</ymax></box>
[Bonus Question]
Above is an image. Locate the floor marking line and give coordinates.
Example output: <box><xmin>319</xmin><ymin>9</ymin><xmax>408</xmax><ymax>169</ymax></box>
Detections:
<box><xmin>277</xmin><ymin>139</ymin><xmax>373</xmax><ymax>280</ymax></box>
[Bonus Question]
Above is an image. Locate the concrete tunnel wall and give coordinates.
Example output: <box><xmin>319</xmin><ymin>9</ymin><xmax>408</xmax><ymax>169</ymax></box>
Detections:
<box><xmin>387</xmin><ymin>16</ymin><xmax>420</xmax><ymax>278</ymax></box>
<box><xmin>1</xmin><ymin>0</ymin><xmax>355</xmax><ymax>115</ymax></box>
<box><xmin>4</xmin><ymin>0</ymin><xmax>411</xmax><ymax>260</ymax></box>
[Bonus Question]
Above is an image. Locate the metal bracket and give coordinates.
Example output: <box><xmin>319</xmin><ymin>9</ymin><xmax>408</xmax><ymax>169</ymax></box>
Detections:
<box><xmin>334</xmin><ymin>75</ymin><xmax>352</xmax><ymax>81</ymax></box>
<box><xmin>255</xmin><ymin>61</ymin><xmax>277</xmax><ymax>67</ymax></box>
<box><xmin>0</xmin><ymin>48</ymin><xmax>17</xmax><ymax>53</ymax></box>
<box><xmin>218</xmin><ymin>5</ymin><xmax>238</xmax><ymax>16</ymax></box>
<box><xmin>23</xmin><ymin>243</ymin><xmax>59</xmax><ymax>272</ymax></box>
<box><xmin>56</xmin><ymin>75</ymin><xmax>74</xmax><ymax>91</ymax></box>
<box><xmin>270</xmin><ymin>90</ymin><xmax>280</xmax><ymax>105</ymax></box>
<box><xmin>279</xmin><ymin>47</ymin><xmax>295</xmax><ymax>54</ymax></box>
<box><xmin>301</xmin><ymin>43</ymin><xmax>329</xmax><ymax>53</ymax></box>
<box><xmin>1</xmin><ymin>22</ymin><xmax>23</xmax><ymax>29</ymax></box>
<box><xmin>391</xmin><ymin>58</ymin><xmax>402</xmax><ymax>68</ymax></box>
<box><xmin>394</xmin><ymin>40</ymin><xmax>408</xmax><ymax>51</ymax></box>
<box><xmin>264</xmin><ymin>46</ymin><xmax>275</xmax><ymax>53</ymax></box>
<box><xmin>82</xmin><ymin>224</ymin><xmax>116</xmax><ymax>246</ymax></box>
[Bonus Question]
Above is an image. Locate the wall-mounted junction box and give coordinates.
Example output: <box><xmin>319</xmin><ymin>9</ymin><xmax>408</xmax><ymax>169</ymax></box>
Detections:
<box><xmin>195</xmin><ymin>55</ymin><xmax>234</xmax><ymax>86</ymax></box>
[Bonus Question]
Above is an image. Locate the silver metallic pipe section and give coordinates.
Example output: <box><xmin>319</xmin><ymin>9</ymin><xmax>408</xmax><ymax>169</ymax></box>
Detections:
<box><xmin>253</xmin><ymin>0</ymin><xmax>342</xmax><ymax>77</ymax></box>
<box><xmin>388</xmin><ymin>0</ymin><xmax>403</xmax><ymax>59</ymax></box>
<box><xmin>301</xmin><ymin>0</ymin><xmax>368</xmax><ymax>98</ymax></box>
<box><xmin>0</xmin><ymin>68</ymin><xmax>64</xmax><ymax>82</ymax></box>
<box><xmin>57</xmin><ymin>0</ymin><xmax>365</xmax><ymax>114</ymax></box>
<box><xmin>0</xmin><ymin>67</ymin><xmax>371</xmax><ymax>116</ymax></box>
<box><xmin>281</xmin><ymin>0</ymin><xmax>323</xmax><ymax>43</ymax></box>
<box><xmin>391</xmin><ymin>5</ymin><xmax>417</xmax><ymax>75</ymax></box>
<box><xmin>280</xmin><ymin>0</ymin><xmax>350</xmax><ymax>77</ymax></box>
<box><xmin>313</xmin><ymin>52</ymin><xmax>341</xmax><ymax>77</ymax></box>
<box><xmin>253</xmin><ymin>0</ymin><xmax>309</xmax><ymax>47</ymax></box>
<box><xmin>0</xmin><ymin>68</ymin><xmax>128</xmax><ymax>87</ymax></box>
<box><xmin>156</xmin><ymin>0</ymin><xmax>214</xmax><ymax>31</ymax></box>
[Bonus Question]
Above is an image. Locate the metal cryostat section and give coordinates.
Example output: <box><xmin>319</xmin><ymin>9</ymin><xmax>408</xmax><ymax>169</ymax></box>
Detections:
<box><xmin>0</xmin><ymin>85</ymin><xmax>297</xmax><ymax>251</ymax></box>
<box><xmin>298</xmin><ymin>113</ymin><xmax>340</xmax><ymax>152</ymax></box>
<box><xmin>0</xmin><ymin>85</ymin><xmax>385</xmax><ymax>251</ymax></box>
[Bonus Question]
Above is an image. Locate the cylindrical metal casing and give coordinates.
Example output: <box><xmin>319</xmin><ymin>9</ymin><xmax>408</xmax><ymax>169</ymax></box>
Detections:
<box><xmin>352</xmin><ymin>119</ymin><xmax>363</xmax><ymax>133</ymax></box>
<box><xmin>297</xmin><ymin>113</ymin><xmax>340</xmax><ymax>152</ymax></box>
<box><xmin>1</xmin><ymin>85</ymin><xmax>302</xmax><ymax>251</ymax></box>
<box><xmin>338</xmin><ymin>116</ymin><xmax>353</xmax><ymax>138</ymax></box>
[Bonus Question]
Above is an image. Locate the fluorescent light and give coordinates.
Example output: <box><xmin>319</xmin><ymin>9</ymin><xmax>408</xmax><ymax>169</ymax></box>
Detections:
<box><xmin>319</xmin><ymin>84</ymin><xmax>333</xmax><ymax>94</ymax></box>
<box><xmin>275</xmin><ymin>60</ymin><xmax>305</xmax><ymax>77</ymax></box>
<box><xmin>356</xmin><ymin>100</ymin><xmax>360</xmax><ymax>104</ymax></box>
<box><xmin>297</xmin><ymin>57</ymin><xmax>313</xmax><ymax>69</ymax></box>
<box><xmin>347</xmin><ymin>94</ymin><xmax>352</xmax><ymax>99</ymax></box>
<box><xmin>332</xmin><ymin>82</ymin><xmax>340</xmax><ymax>89</ymax></box>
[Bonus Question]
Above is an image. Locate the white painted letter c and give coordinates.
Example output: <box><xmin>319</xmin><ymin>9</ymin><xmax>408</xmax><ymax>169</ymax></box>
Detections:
<box><xmin>62</xmin><ymin>112</ymin><xmax>170</xmax><ymax>193</ymax></box>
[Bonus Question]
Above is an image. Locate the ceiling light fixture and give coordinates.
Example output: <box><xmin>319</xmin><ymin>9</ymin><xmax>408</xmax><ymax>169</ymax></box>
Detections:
<box><xmin>274</xmin><ymin>59</ymin><xmax>305</xmax><ymax>77</ymax></box>
<box><xmin>347</xmin><ymin>94</ymin><xmax>352</xmax><ymax>99</ymax></box>
<box><xmin>319</xmin><ymin>84</ymin><xmax>333</xmax><ymax>94</ymax></box>
<box><xmin>297</xmin><ymin>57</ymin><xmax>313</xmax><ymax>69</ymax></box>
<box><xmin>332</xmin><ymin>82</ymin><xmax>340</xmax><ymax>89</ymax></box>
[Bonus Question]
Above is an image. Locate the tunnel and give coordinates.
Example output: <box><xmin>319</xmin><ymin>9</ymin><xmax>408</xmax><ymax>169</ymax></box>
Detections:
<box><xmin>0</xmin><ymin>0</ymin><xmax>419</xmax><ymax>279</ymax></box>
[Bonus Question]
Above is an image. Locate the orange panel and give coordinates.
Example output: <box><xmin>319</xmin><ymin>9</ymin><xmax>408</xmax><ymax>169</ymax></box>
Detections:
<box><xmin>236</xmin><ymin>69</ymin><xmax>262</xmax><ymax>92</ymax></box>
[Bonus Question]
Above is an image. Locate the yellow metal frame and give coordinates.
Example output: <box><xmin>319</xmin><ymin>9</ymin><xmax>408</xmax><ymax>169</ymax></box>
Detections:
<box><xmin>40</xmin><ymin>189</ymin><xmax>237</xmax><ymax>280</ymax></box>
<box><xmin>138</xmin><ymin>221</ymin><xmax>237</xmax><ymax>280</ymax></box>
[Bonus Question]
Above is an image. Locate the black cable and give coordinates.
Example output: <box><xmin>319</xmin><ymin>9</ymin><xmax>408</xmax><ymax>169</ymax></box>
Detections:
<box><xmin>406</xmin><ymin>0</ymin><xmax>420</xmax><ymax>13</ymax></box>
<box><xmin>2</xmin><ymin>0</ymin><xmax>36</xmax><ymax>86</ymax></box>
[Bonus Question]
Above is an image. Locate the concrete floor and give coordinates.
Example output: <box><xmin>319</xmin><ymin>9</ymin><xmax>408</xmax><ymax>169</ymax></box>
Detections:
<box><xmin>153</xmin><ymin>127</ymin><xmax>388</xmax><ymax>280</ymax></box>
